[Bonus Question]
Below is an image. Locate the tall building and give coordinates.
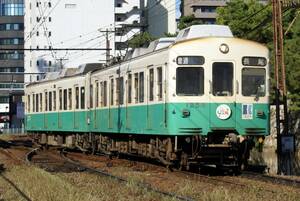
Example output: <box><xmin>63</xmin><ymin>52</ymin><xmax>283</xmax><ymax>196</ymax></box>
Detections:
<box><xmin>146</xmin><ymin>0</ymin><xmax>177</xmax><ymax>37</ymax></box>
<box><xmin>0</xmin><ymin>0</ymin><xmax>24</xmax><ymax>130</ymax></box>
<box><xmin>181</xmin><ymin>0</ymin><xmax>269</xmax><ymax>24</ymax></box>
<box><xmin>181</xmin><ymin>0</ymin><xmax>228</xmax><ymax>24</ymax></box>
<box><xmin>114</xmin><ymin>0</ymin><xmax>146</xmax><ymax>55</ymax></box>
<box><xmin>24</xmin><ymin>0</ymin><xmax>115</xmax><ymax>83</ymax></box>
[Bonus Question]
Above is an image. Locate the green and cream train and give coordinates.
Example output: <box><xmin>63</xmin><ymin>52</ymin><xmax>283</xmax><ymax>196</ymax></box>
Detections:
<box><xmin>25</xmin><ymin>25</ymin><xmax>270</xmax><ymax>170</ymax></box>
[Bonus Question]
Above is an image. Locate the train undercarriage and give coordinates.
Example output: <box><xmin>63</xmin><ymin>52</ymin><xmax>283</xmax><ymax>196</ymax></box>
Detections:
<box><xmin>31</xmin><ymin>132</ymin><xmax>256</xmax><ymax>172</ymax></box>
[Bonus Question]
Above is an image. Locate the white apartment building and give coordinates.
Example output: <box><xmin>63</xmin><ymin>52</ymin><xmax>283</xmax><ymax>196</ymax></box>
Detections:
<box><xmin>24</xmin><ymin>0</ymin><xmax>176</xmax><ymax>83</ymax></box>
<box><xmin>24</xmin><ymin>0</ymin><xmax>115</xmax><ymax>82</ymax></box>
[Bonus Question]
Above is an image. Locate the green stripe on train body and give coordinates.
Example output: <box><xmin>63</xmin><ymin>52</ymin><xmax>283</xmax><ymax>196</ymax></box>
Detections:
<box><xmin>26</xmin><ymin>103</ymin><xmax>269</xmax><ymax>136</ymax></box>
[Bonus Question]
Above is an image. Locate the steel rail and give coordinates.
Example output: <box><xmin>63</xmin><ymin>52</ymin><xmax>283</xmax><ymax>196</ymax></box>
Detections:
<box><xmin>60</xmin><ymin>149</ymin><xmax>195</xmax><ymax>201</ymax></box>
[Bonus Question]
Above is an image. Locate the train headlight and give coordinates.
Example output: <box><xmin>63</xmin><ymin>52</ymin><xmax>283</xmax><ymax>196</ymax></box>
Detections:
<box><xmin>219</xmin><ymin>43</ymin><xmax>229</xmax><ymax>54</ymax></box>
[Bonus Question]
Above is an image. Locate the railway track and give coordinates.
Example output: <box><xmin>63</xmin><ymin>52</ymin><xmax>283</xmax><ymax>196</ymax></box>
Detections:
<box><xmin>241</xmin><ymin>171</ymin><xmax>300</xmax><ymax>188</ymax></box>
<box><xmin>26</xmin><ymin>147</ymin><xmax>195</xmax><ymax>201</ymax></box>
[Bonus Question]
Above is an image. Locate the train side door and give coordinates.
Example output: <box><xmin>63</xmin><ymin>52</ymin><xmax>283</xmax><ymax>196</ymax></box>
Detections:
<box><xmin>73</xmin><ymin>85</ymin><xmax>79</xmax><ymax>129</ymax></box>
<box><xmin>209</xmin><ymin>62</ymin><xmax>236</xmax><ymax>130</ymax></box>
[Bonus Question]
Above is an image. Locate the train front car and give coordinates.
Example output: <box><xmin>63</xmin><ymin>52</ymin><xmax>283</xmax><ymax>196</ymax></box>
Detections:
<box><xmin>168</xmin><ymin>25</ymin><xmax>269</xmax><ymax>171</ymax></box>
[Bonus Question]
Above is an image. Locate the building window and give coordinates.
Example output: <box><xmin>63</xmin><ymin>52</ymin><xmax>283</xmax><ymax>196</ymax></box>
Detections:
<box><xmin>0</xmin><ymin>38</ymin><xmax>23</xmax><ymax>45</ymax></box>
<box><xmin>0</xmin><ymin>0</ymin><xmax>24</xmax><ymax>16</ymax></box>
<box><xmin>0</xmin><ymin>23</ymin><xmax>24</xmax><ymax>30</ymax></box>
<box><xmin>0</xmin><ymin>51</ymin><xmax>24</xmax><ymax>60</ymax></box>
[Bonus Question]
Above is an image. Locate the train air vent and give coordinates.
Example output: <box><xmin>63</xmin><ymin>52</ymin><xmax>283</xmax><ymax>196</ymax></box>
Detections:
<box><xmin>179</xmin><ymin>128</ymin><xmax>202</xmax><ymax>134</ymax></box>
<box><xmin>245</xmin><ymin>128</ymin><xmax>266</xmax><ymax>135</ymax></box>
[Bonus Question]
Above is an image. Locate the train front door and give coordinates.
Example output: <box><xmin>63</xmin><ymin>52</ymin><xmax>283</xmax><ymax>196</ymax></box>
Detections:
<box><xmin>209</xmin><ymin>62</ymin><xmax>236</xmax><ymax>130</ymax></box>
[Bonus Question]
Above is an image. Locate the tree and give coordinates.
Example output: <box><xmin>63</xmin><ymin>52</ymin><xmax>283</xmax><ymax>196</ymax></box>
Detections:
<box><xmin>216</xmin><ymin>0</ymin><xmax>273</xmax><ymax>44</ymax></box>
<box><xmin>217</xmin><ymin>0</ymin><xmax>300</xmax><ymax>110</ymax></box>
<box><xmin>128</xmin><ymin>32</ymin><xmax>156</xmax><ymax>48</ymax></box>
<box><xmin>178</xmin><ymin>15</ymin><xmax>202</xmax><ymax>30</ymax></box>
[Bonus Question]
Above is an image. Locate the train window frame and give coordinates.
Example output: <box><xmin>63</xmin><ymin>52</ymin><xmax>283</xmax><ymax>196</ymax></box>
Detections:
<box><xmin>80</xmin><ymin>86</ymin><xmax>85</xmax><ymax>109</ymax></box>
<box><xmin>134</xmin><ymin>73</ymin><xmax>139</xmax><ymax>103</ymax></box>
<box><xmin>103</xmin><ymin>81</ymin><xmax>107</xmax><ymax>107</ymax></box>
<box><xmin>117</xmin><ymin>77</ymin><xmax>124</xmax><ymax>105</ymax></box>
<box><xmin>44</xmin><ymin>92</ymin><xmax>47</xmax><ymax>112</ymax></box>
<box><xmin>68</xmin><ymin>88</ymin><xmax>72</xmax><ymax>110</ymax></box>
<box><xmin>176</xmin><ymin>56</ymin><xmax>205</xmax><ymax>65</ymax></box>
<box><xmin>59</xmin><ymin>89</ymin><xmax>62</xmax><ymax>110</ymax></box>
<box><xmin>242</xmin><ymin>57</ymin><xmax>267</xmax><ymax>67</ymax></box>
<box><xmin>110</xmin><ymin>79</ymin><xmax>114</xmax><ymax>106</ymax></box>
<box><xmin>75</xmin><ymin>86</ymin><xmax>79</xmax><ymax>109</ymax></box>
<box><xmin>32</xmin><ymin>94</ymin><xmax>35</xmax><ymax>112</ymax></box>
<box><xmin>212</xmin><ymin>62</ymin><xmax>233</xmax><ymax>97</ymax></box>
<box><xmin>90</xmin><ymin>84</ymin><xmax>93</xmax><ymax>109</ymax></box>
<box><xmin>139</xmin><ymin>72</ymin><xmax>144</xmax><ymax>103</ymax></box>
<box><xmin>53</xmin><ymin>91</ymin><xmax>56</xmax><ymax>111</ymax></box>
<box><xmin>36</xmin><ymin>94</ymin><xmax>39</xmax><ymax>113</ymax></box>
<box><xmin>116</xmin><ymin>78</ymin><xmax>120</xmax><ymax>105</ymax></box>
<box><xmin>149</xmin><ymin>68</ymin><xmax>154</xmax><ymax>101</ymax></box>
<box><xmin>127</xmin><ymin>74</ymin><xmax>132</xmax><ymax>104</ymax></box>
<box><xmin>157</xmin><ymin>67</ymin><xmax>163</xmax><ymax>101</ymax></box>
<box><xmin>95</xmin><ymin>81</ymin><xmax>99</xmax><ymax>108</ymax></box>
<box><xmin>39</xmin><ymin>93</ymin><xmax>43</xmax><ymax>112</ymax></box>
<box><xmin>241</xmin><ymin>68</ymin><xmax>266</xmax><ymax>97</ymax></box>
<box><xmin>176</xmin><ymin>67</ymin><xmax>204</xmax><ymax>96</ymax></box>
<box><xmin>63</xmin><ymin>89</ymin><xmax>67</xmax><ymax>110</ymax></box>
<box><xmin>49</xmin><ymin>91</ymin><xmax>52</xmax><ymax>111</ymax></box>
<box><xmin>27</xmin><ymin>95</ymin><xmax>30</xmax><ymax>113</ymax></box>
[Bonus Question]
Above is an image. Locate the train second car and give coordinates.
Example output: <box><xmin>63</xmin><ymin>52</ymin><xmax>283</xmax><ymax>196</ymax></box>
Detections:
<box><xmin>25</xmin><ymin>25</ymin><xmax>270</xmax><ymax>171</ymax></box>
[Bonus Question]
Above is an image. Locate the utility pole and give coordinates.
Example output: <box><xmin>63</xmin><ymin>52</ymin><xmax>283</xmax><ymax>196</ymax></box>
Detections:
<box><xmin>272</xmin><ymin>0</ymin><xmax>296</xmax><ymax>175</ymax></box>
<box><xmin>100</xmin><ymin>29</ymin><xmax>115</xmax><ymax>64</ymax></box>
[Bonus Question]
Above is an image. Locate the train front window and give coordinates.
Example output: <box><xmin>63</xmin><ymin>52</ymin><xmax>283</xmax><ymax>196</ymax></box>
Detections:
<box><xmin>242</xmin><ymin>68</ymin><xmax>266</xmax><ymax>97</ymax></box>
<box><xmin>212</xmin><ymin>62</ymin><xmax>233</xmax><ymax>96</ymax></box>
<box><xmin>176</xmin><ymin>67</ymin><xmax>204</xmax><ymax>96</ymax></box>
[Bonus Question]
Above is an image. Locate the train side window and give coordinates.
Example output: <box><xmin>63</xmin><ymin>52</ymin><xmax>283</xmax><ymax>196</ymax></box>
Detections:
<box><xmin>36</xmin><ymin>94</ymin><xmax>39</xmax><ymax>112</ymax></box>
<box><xmin>63</xmin><ymin>89</ymin><xmax>67</xmax><ymax>110</ymax></box>
<box><xmin>39</xmin><ymin>93</ymin><xmax>43</xmax><ymax>112</ymax></box>
<box><xmin>95</xmin><ymin>82</ymin><xmax>99</xmax><ymax>108</ymax></box>
<box><xmin>103</xmin><ymin>81</ymin><xmax>107</xmax><ymax>107</ymax></box>
<box><xmin>49</xmin><ymin>92</ymin><xmax>52</xmax><ymax>111</ymax></box>
<box><xmin>33</xmin><ymin>94</ymin><xmax>35</xmax><ymax>112</ymax></box>
<box><xmin>127</xmin><ymin>74</ymin><xmax>132</xmax><ymax>104</ymax></box>
<box><xmin>212</xmin><ymin>62</ymin><xmax>233</xmax><ymax>96</ymax></box>
<box><xmin>90</xmin><ymin>85</ymin><xmax>93</xmax><ymax>108</ymax></box>
<box><xmin>139</xmin><ymin>72</ymin><xmax>144</xmax><ymax>103</ymax></box>
<box><xmin>110</xmin><ymin>79</ymin><xmax>114</xmax><ymax>106</ymax></box>
<box><xmin>59</xmin><ymin>89</ymin><xmax>62</xmax><ymax>110</ymax></box>
<box><xmin>116</xmin><ymin>77</ymin><xmax>124</xmax><ymax>105</ymax></box>
<box><xmin>134</xmin><ymin>73</ymin><xmax>139</xmax><ymax>103</ymax></box>
<box><xmin>80</xmin><ymin>87</ymin><xmax>85</xmax><ymax>109</ymax></box>
<box><xmin>53</xmin><ymin>91</ymin><xmax>56</xmax><ymax>111</ymax></box>
<box><xmin>75</xmin><ymin>87</ymin><xmax>79</xmax><ymax>109</ymax></box>
<box><xmin>44</xmin><ymin>92</ymin><xmax>47</xmax><ymax>112</ymax></box>
<box><xmin>149</xmin><ymin>69</ymin><xmax>154</xmax><ymax>101</ymax></box>
<box><xmin>157</xmin><ymin>67</ymin><xmax>163</xmax><ymax>101</ymax></box>
<box><xmin>27</xmin><ymin>95</ymin><xmax>31</xmax><ymax>113</ymax></box>
<box><xmin>68</xmin><ymin>88</ymin><xmax>72</xmax><ymax>110</ymax></box>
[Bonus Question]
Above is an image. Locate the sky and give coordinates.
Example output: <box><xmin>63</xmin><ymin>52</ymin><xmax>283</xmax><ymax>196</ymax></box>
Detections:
<box><xmin>176</xmin><ymin>0</ymin><xmax>181</xmax><ymax>19</ymax></box>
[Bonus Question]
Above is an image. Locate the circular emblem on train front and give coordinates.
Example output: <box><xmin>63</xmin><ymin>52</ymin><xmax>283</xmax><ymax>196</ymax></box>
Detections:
<box><xmin>216</xmin><ymin>104</ymin><xmax>231</xmax><ymax>120</ymax></box>
<box><xmin>219</xmin><ymin>43</ymin><xmax>229</xmax><ymax>54</ymax></box>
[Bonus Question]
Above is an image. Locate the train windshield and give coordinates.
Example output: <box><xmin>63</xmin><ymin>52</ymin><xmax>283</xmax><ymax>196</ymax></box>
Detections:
<box><xmin>176</xmin><ymin>67</ymin><xmax>204</xmax><ymax>96</ymax></box>
<box><xmin>212</xmin><ymin>62</ymin><xmax>233</xmax><ymax>96</ymax></box>
<box><xmin>242</xmin><ymin>68</ymin><xmax>266</xmax><ymax>97</ymax></box>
